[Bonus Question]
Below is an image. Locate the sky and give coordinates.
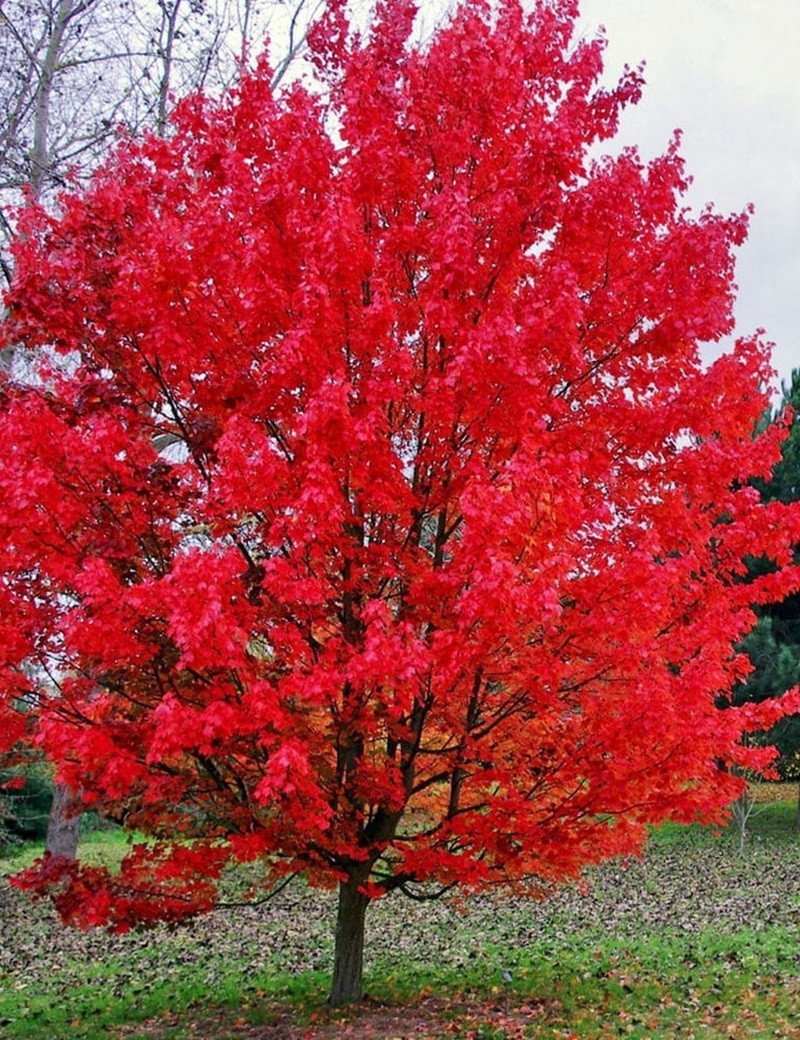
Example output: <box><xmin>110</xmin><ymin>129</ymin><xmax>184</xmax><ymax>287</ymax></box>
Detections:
<box><xmin>576</xmin><ymin>0</ymin><xmax>800</xmax><ymax>398</ymax></box>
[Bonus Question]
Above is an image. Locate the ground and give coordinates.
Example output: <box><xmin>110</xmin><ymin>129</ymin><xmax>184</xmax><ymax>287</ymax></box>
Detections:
<box><xmin>2</xmin><ymin>786</ymin><xmax>800</xmax><ymax>1038</ymax></box>
<box><xmin>117</xmin><ymin>995</ymin><xmax>551</xmax><ymax>1038</ymax></box>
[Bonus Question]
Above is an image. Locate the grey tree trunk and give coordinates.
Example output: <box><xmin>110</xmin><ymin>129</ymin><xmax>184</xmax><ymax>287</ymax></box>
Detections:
<box><xmin>30</xmin><ymin>0</ymin><xmax>87</xmax><ymax>195</ymax></box>
<box><xmin>32</xmin><ymin>4</ymin><xmax>87</xmax><ymax>863</ymax></box>
<box><xmin>45</xmin><ymin>783</ymin><xmax>79</xmax><ymax>859</ymax></box>
<box><xmin>328</xmin><ymin>876</ymin><xmax>370</xmax><ymax>1006</ymax></box>
<box><xmin>155</xmin><ymin>0</ymin><xmax>184</xmax><ymax>136</ymax></box>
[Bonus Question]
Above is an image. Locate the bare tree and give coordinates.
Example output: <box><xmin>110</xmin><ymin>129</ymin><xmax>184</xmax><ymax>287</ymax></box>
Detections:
<box><xmin>1</xmin><ymin>0</ymin><xmax>324</xmax><ymax>286</ymax></box>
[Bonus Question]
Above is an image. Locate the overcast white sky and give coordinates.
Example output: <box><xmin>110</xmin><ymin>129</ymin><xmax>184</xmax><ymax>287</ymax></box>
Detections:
<box><xmin>576</xmin><ymin>0</ymin><xmax>800</xmax><ymax>397</ymax></box>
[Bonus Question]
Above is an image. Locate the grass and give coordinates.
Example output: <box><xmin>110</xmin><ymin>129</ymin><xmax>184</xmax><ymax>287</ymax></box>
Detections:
<box><xmin>650</xmin><ymin>796</ymin><xmax>799</xmax><ymax>849</ymax></box>
<box><xmin>0</xmin><ymin>825</ymin><xmax>132</xmax><ymax>876</ymax></box>
<box><xmin>1</xmin><ymin>791</ymin><xmax>799</xmax><ymax>1038</ymax></box>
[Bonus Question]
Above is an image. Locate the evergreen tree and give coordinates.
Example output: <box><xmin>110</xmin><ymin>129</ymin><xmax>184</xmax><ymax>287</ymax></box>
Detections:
<box><xmin>735</xmin><ymin>369</ymin><xmax>800</xmax><ymax>825</ymax></box>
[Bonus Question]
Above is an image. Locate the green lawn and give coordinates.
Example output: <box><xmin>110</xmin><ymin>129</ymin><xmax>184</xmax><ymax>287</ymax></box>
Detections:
<box><xmin>1</xmin><ymin>797</ymin><xmax>799</xmax><ymax>1038</ymax></box>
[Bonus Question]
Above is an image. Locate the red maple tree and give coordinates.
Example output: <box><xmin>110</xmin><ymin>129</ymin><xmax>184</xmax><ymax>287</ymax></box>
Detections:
<box><xmin>2</xmin><ymin>0</ymin><xmax>799</xmax><ymax>1005</ymax></box>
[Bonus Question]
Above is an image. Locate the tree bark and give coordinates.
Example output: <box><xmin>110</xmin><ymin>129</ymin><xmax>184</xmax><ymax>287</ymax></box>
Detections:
<box><xmin>31</xmin><ymin>0</ymin><xmax>88</xmax><ymax>195</ymax></box>
<box><xmin>156</xmin><ymin>0</ymin><xmax>184</xmax><ymax>136</ymax></box>
<box><xmin>27</xmin><ymin>4</ymin><xmax>90</xmax><ymax>858</ymax></box>
<box><xmin>45</xmin><ymin>783</ymin><xmax>80</xmax><ymax>859</ymax></box>
<box><xmin>329</xmin><ymin>875</ymin><xmax>370</xmax><ymax>1006</ymax></box>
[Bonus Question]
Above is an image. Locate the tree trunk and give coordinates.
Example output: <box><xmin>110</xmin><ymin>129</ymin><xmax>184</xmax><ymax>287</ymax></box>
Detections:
<box><xmin>31</xmin><ymin>6</ymin><xmax>86</xmax><ymax>859</ymax></box>
<box><xmin>31</xmin><ymin>0</ymin><xmax>81</xmax><ymax>196</ymax></box>
<box><xmin>45</xmin><ymin>783</ymin><xmax>79</xmax><ymax>859</ymax></box>
<box><xmin>328</xmin><ymin>875</ymin><xmax>370</xmax><ymax>1006</ymax></box>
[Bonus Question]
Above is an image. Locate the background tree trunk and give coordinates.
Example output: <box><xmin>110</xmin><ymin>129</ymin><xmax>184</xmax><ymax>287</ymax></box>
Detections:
<box><xmin>329</xmin><ymin>875</ymin><xmax>370</xmax><ymax>1006</ymax></box>
<box><xmin>45</xmin><ymin>783</ymin><xmax>79</xmax><ymax>859</ymax></box>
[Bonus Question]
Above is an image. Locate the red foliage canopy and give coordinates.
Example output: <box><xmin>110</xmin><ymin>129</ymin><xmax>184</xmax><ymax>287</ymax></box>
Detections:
<box><xmin>1</xmin><ymin>0</ymin><xmax>799</xmax><ymax>941</ymax></box>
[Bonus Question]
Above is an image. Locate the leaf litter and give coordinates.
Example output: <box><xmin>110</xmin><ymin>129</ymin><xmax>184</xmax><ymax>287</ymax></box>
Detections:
<box><xmin>2</xmin><ymin>827</ymin><xmax>800</xmax><ymax>1037</ymax></box>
